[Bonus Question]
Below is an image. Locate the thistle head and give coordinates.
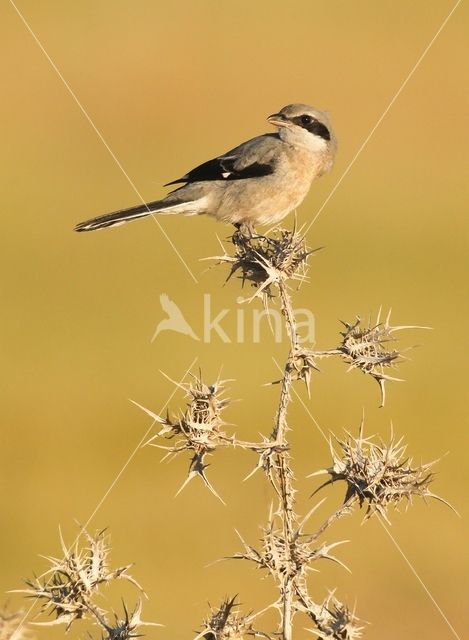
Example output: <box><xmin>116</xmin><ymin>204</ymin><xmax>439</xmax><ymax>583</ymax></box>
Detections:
<box><xmin>313</xmin><ymin>422</ymin><xmax>445</xmax><ymax>522</ymax></box>
<box><xmin>139</xmin><ymin>374</ymin><xmax>231</xmax><ymax>502</ymax></box>
<box><xmin>337</xmin><ymin>311</ymin><xmax>425</xmax><ymax>406</ymax></box>
<box><xmin>233</xmin><ymin>518</ymin><xmax>348</xmax><ymax>588</ymax></box>
<box><xmin>145</xmin><ymin>375</ymin><xmax>230</xmax><ymax>444</ymax></box>
<box><xmin>212</xmin><ymin>227</ymin><xmax>315</xmax><ymax>302</ymax></box>
<box><xmin>199</xmin><ymin>598</ymin><xmax>256</xmax><ymax>640</ymax></box>
<box><xmin>100</xmin><ymin>601</ymin><xmax>159</xmax><ymax>640</ymax></box>
<box><xmin>17</xmin><ymin>527</ymin><xmax>144</xmax><ymax>630</ymax></box>
<box><xmin>303</xmin><ymin>592</ymin><xmax>363</xmax><ymax>640</ymax></box>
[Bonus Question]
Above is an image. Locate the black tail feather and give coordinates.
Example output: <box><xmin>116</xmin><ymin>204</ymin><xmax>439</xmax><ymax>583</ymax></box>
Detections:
<box><xmin>74</xmin><ymin>199</ymin><xmax>165</xmax><ymax>232</ymax></box>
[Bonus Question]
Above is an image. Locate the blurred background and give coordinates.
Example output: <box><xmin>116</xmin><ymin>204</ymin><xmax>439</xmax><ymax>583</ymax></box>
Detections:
<box><xmin>1</xmin><ymin>1</ymin><xmax>467</xmax><ymax>638</ymax></box>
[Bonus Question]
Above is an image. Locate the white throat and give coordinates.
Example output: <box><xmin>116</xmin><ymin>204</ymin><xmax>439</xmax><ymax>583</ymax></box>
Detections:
<box><xmin>279</xmin><ymin>126</ymin><xmax>328</xmax><ymax>154</ymax></box>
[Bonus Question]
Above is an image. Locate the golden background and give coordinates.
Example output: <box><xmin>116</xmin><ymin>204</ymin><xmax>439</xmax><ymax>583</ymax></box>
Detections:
<box><xmin>0</xmin><ymin>1</ymin><xmax>467</xmax><ymax>638</ymax></box>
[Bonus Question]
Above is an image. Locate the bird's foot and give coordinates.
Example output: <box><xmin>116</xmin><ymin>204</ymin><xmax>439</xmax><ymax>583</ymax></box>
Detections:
<box><xmin>232</xmin><ymin>222</ymin><xmax>256</xmax><ymax>245</ymax></box>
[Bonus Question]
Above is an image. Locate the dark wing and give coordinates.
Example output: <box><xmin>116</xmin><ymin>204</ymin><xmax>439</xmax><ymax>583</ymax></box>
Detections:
<box><xmin>165</xmin><ymin>133</ymin><xmax>280</xmax><ymax>186</ymax></box>
<box><xmin>165</xmin><ymin>156</ymin><xmax>273</xmax><ymax>185</ymax></box>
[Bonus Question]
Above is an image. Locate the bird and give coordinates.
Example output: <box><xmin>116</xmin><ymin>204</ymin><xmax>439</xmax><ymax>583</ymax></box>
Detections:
<box><xmin>74</xmin><ymin>104</ymin><xmax>336</xmax><ymax>233</ymax></box>
<box><xmin>151</xmin><ymin>294</ymin><xmax>199</xmax><ymax>342</ymax></box>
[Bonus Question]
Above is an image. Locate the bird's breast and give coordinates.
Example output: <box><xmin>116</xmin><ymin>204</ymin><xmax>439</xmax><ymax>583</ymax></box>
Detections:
<box><xmin>210</xmin><ymin>145</ymin><xmax>326</xmax><ymax>226</ymax></box>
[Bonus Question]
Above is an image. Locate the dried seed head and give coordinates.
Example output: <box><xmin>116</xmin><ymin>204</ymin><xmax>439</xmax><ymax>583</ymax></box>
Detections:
<box><xmin>233</xmin><ymin>520</ymin><xmax>347</xmax><ymax>586</ymax></box>
<box><xmin>211</xmin><ymin>228</ymin><xmax>315</xmax><ymax>302</ymax></box>
<box><xmin>17</xmin><ymin>528</ymin><xmax>143</xmax><ymax>630</ymax></box>
<box><xmin>313</xmin><ymin>423</ymin><xmax>444</xmax><ymax>522</ymax></box>
<box><xmin>0</xmin><ymin>607</ymin><xmax>32</xmax><ymax>640</ymax></box>
<box><xmin>199</xmin><ymin>597</ymin><xmax>257</xmax><ymax>640</ymax></box>
<box><xmin>139</xmin><ymin>374</ymin><xmax>231</xmax><ymax>501</ymax></box>
<box><xmin>337</xmin><ymin>311</ymin><xmax>420</xmax><ymax>406</ymax></box>
<box><xmin>99</xmin><ymin>601</ymin><xmax>159</xmax><ymax>640</ymax></box>
<box><xmin>304</xmin><ymin>593</ymin><xmax>363</xmax><ymax>640</ymax></box>
<box><xmin>147</xmin><ymin>375</ymin><xmax>229</xmax><ymax>442</ymax></box>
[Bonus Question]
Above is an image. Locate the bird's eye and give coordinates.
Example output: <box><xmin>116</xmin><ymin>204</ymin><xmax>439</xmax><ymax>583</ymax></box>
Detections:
<box><xmin>300</xmin><ymin>115</ymin><xmax>313</xmax><ymax>125</ymax></box>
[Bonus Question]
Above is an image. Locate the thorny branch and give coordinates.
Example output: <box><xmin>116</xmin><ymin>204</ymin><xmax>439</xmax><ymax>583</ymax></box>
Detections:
<box><xmin>269</xmin><ymin>280</ymin><xmax>302</xmax><ymax>640</ymax></box>
<box><xmin>216</xmin><ymin>227</ymin><xmax>365</xmax><ymax>640</ymax></box>
<box><xmin>128</xmin><ymin>225</ymin><xmax>441</xmax><ymax>640</ymax></box>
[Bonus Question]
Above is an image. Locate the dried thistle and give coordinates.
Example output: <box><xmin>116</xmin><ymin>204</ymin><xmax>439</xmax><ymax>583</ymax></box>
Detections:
<box><xmin>311</xmin><ymin>311</ymin><xmax>426</xmax><ymax>406</ymax></box>
<box><xmin>16</xmin><ymin>528</ymin><xmax>144</xmax><ymax>630</ymax></box>
<box><xmin>300</xmin><ymin>592</ymin><xmax>363</xmax><ymax>640</ymax></box>
<box><xmin>196</xmin><ymin>597</ymin><xmax>262</xmax><ymax>640</ymax></box>
<box><xmin>135</xmin><ymin>374</ymin><xmax>231</xmax><ymax>502</ymax></box>
<box><xmin>312</xmin><ymin>422</ymin><xmax>446</xmax><ymax>522</ymax></box>
<box><xmin>337</xmin><ymin>313</ymin><xmax>404</xmax><ymax>406</ymax></box>
<box><xmin>0</xmin><ymin>606</ymin><xmax>32</xmax><ymax>640</ymax></box>
<box><xmin>211</xmin><ymin>227</ymin><xmax>314</xmax><ymax>302</ymax></box>
<box><xmin>233</xmin><ymin>515</ymin><xmax>349</xmax><ymax>588</ymax></box>
<box><xmin>96</xmin><ymin>600</ymin><xmax>160</xmax><ymax>640</ymax></box>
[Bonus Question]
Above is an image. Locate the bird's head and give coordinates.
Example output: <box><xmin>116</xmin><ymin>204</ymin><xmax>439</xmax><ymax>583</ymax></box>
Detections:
<box><xmin>268</xmin><ymin>104</ymin><xmax>336</xmax><ymax>161</ymax></box>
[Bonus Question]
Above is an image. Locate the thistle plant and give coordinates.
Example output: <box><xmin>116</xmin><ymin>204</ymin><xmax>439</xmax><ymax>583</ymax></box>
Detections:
<box><xmin>13</xmin><ymin>527</ymin><xmax>157</xmax><ymax>639</ymax></box>
<box><xmin>134</xmin><ymin>225</ymin><xmax>443</xmax><ymax>640</ymax></box>
<box><xmin>13</xmin><ymin>226</ymin><xmax>444</xmax><ymax>640</ymax></box>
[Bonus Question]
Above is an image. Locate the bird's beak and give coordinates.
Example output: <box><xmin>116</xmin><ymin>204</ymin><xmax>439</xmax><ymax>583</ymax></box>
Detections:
<box><xmin>267</xmin><ymin>113</ymin><xmax>289</xmax><ymax>128</ymax></box>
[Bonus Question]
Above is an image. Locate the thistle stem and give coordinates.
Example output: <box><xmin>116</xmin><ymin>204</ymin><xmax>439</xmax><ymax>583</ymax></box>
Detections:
<box><xmin>282</xmin><ymin>582</ymin><xmax>293</xmax><ymax>640</ymax></box>
<box><xmin>271</xmin><ymin>279</ymin><xmax>299</xmax><ymax>640</ymax></box>
<box><xmin>309</xmin><ymin>495</ymin><xmax>358</xmax><ymax>542</ymax></box>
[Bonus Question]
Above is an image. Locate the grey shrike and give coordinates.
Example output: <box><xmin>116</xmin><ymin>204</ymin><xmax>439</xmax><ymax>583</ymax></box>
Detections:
<box><xmin>74</xmin><ymin>104</ymin><xmax>336</xmax><ymax>233</ymax></box>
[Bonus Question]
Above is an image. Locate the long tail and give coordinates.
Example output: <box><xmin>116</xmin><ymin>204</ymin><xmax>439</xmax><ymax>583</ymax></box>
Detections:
<box><xmin>74</xmin><ymin>196</ymin><xmax>205</xmax><ymax>232</ymax></box>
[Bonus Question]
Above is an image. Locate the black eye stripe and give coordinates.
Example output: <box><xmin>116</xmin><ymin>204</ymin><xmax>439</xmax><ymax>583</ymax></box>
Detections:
<box><xmin>292</xmin><ymin>115</ymin><xmax>331</xmax><ymax>141</ymax></box>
